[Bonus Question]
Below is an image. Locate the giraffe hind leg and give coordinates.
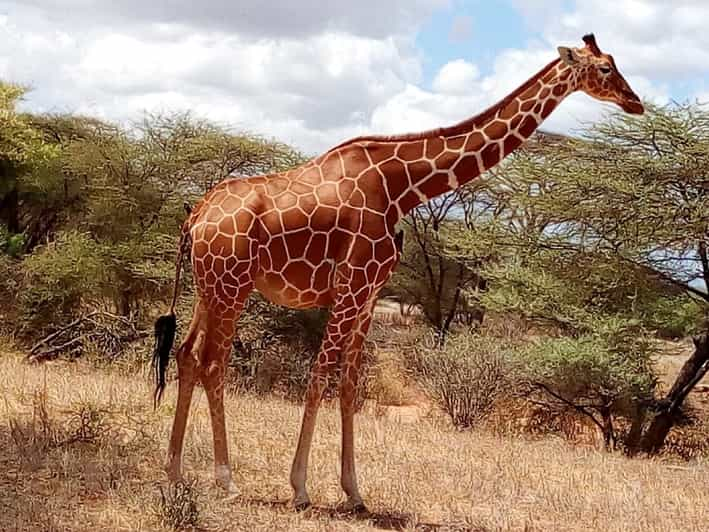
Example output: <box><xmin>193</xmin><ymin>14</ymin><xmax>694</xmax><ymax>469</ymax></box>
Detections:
<box><xmin>165</xmin><ymin>300</ymin><xmax>208</xmax><ymax>482</ymax></box>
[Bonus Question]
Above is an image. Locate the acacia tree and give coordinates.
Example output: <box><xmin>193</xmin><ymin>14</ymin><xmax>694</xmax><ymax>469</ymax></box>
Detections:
<box><xmin>388</xmin><ymin>187</ymin><xmax>492</xmax><ymax>341</ymax></box>
<box><xmin>8</xmin><ymin>105</ymin><xmax>306</xmax><ymax>333</ymax></box>
<box><xmin>0</xmin><ymin>83</ymin><xmax>59</xmax><ymax>236</ymax></box>
<box><xmin>461</xmin><ymin>103</ymin><xmax>709</xmax><ymax>452</ymax></box>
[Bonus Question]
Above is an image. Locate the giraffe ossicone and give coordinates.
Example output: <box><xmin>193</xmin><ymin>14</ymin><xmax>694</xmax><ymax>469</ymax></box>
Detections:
<box><xmin>152</xmin><ymin>34</ymin><xmax>644</xmax><ymax>511</ymax></box>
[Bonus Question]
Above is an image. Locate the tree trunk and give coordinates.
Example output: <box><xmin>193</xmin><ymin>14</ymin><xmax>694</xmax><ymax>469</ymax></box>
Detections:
<box><xmin>0</xmin><ymin>160</ymin><xmax>20</xmax><ymax>233</ymax></box>
<box><xmin>638</xmin><ymin>334</ymin><xmax>709</xmax><ymax>454</ymax></box>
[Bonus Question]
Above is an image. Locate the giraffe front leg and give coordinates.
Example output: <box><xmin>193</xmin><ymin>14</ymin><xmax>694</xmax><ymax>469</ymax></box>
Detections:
<box><xmin>290</xmin><ymin>299</ymin><xmax>354</xmax><ymax>511</ymax></box>
<box><xmin>339</xmin><ymin>308</ymin><xmax>374</xmax><ymax>513</ymax></box>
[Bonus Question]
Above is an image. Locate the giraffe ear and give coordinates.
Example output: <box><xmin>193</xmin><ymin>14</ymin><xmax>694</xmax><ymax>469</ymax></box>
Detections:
<box><xmin>558</xmin><ymin>46</ymin><xmax>581</xmax><ymax>66</ymax></box>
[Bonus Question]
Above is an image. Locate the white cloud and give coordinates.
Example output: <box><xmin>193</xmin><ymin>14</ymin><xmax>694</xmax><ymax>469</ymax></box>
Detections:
<box><xmin>432</xmin><ymin>59</ymin><xmax>480</xmax><ymax>94</ymax></box>
<box><xmin>523</xmin><ymin>0</ymin><xmax>709</xmax><ymax>81</ymax></box>
<box><xmin>0</xmin><ymin>0</ymin><xmax>689</xmax><ymax>156</ymax></box>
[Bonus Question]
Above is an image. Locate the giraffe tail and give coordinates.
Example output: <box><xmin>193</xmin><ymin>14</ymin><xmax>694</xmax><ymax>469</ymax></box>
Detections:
<box><xmin>152</xmin><ymin>210</ymin><xmax>192</xmax><ymax>408</ymax></box>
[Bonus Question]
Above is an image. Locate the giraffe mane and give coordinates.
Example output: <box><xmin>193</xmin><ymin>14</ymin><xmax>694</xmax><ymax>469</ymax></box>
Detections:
<box><xmin>327</xmin><ymin>58</ymin><xmax>561</xmax><ymax>152</ymax></box>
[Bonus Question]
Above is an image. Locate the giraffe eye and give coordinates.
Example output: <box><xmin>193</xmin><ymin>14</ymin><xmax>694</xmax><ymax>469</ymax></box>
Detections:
<box><xmin>599</xmin><ymin>65</ymin><xmax>612</xmax><ymax>74</ymax></box>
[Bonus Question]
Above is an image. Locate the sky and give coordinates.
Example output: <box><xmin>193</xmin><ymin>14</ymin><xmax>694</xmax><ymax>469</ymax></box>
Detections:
<box><xmin>1</xmin><ymin>0</ymin><xmax>708</xmax><ymax>155</ymax></box>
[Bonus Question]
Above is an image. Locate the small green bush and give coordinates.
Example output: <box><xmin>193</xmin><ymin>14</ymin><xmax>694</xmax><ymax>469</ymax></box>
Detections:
<box><xmin>408</xmin><ymin>332</ymin><xmax>513</xmax><ymax>429</ymax></box>
<box><xmin>19</xmin><ymin>231</ymin><xmax>106</xmax><ymax>334</ymax></box>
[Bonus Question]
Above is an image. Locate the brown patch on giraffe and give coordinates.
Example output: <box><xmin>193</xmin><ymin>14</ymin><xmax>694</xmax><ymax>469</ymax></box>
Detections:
<box><xmin>203</xmin><ymin>253</ymin><xmax>214</xmax><ymax>271</ymax></box>
<box><xmin>419</xmin><ymin>173</ymin><xmax>450</xmax><ymax>198</ymax></box>
<box><xmin>326</xmin><ymin>229</ymin><xmax>350</xmax><ymax>260</ymax></box>
<box><xmin>453</xmin><ymin>155</ymin><xmax>480</xmax><ymax>181</ymax></box>
<box><xmin>484</xmin><ymin>120</ymin><xmax>508</xmax><ymax>141</ymax></box>
<box><xmin>305</xmin><ymin>233</ymin><xmax>327</xmax><ymax>265</ymax></box>
<box><xmin>540</xmin><ymin>87</ymin><xmax>551</xmax><ymax>99</ymax></box>
<box><xmin>541</xmin><ymin>69</ymin><xmax>556</xmax><ymax>83</ymax></box>
<box><xmin>203</xmin><ymin>222</ymin><xmax>218</xmax><ymax>242</ymax></box>
<box><xmin>320</xmin><ymin>151</ymin><xmax>342</xmax><ymax>180</ymax></box>
<box><xmin>520</xmin><ymin>81</ymin><xmax>542</xmax><ymax>100</ymax></box>
<box><xmin>504</xmin><ymin>135</ymin><xmax>523</xmax><ymax>156</ymax></box>
<box><xmin>361</xmin><ymin>210</ymin><xmax>386</xmax><ymax>240</ymax></box>
<box><xmin>499</xmin><ymin>100</ymin><xmax>519</xmax><ymax>120</ymax></box>
<box><xmin>349</xmin><ymin>235</ymin><xmax>373</xmax><ymax>266</ymax></box>
<box><xmin>518</xmin><ymin>116</ymin><xmax>539</xmax><ymax>137</ymax></box>
<box><xmin>520</xmin><ymin>100</ymin><xmax>535</xmax><ymax>112</ymax></box>
<box><xmin>310</xmin><ymin>205</ymin><xmax>338</xmax><ymax>231</ymax></box>
<box><xmin>396</xmin><ymin>140</ymin><xmax>425</xmax><ymax>161</ymax></box>
<box><xmin>511</xmin><ymin>114</ymin><xmax>523</xmax><ymax>129</ymax></box>
<box><xmin>374</xmin><ymin>239</ymin><xmax>395</xmax><ymax>263</ymax></box>
<box><xmin>297</xmin><ymin>193</ymin><xmax>318</xmax><ymax>216</ymax></box>
<box><xmin>235</xmin><ymin>210</ymin><xmax>254</xmax><ymax>233</ymax></box>
<box><xmin>349</xmin><ymin>189</ymin><xmax>366</xmax><ymax>208</ymax></box>
<box><xmin>435</xmin><ymin>150</ymin><xmax>459</xmax><ymax>170</ymax></box>
<box><xmin>269</xmin><ymin>237</ymin><xmax>288</xmax><ymax>270</ymax></box>
<box><xmin>312</xmin><ymin>262</ymin><xmax>332</xmax><ymax>291</ymax></box>
<box><xmin>340</xmin><ymin>146</ymin><xmax>370</xmax><ymax>177</ymax></box>
<box><xmin>228</xmin><ymin>179</ymin><xmax>252</xmax><ymax>198</ymax></box>
<box><xmin>261</xmin><ymin>210</ymin><xmax>283</xmax><ymax>235</ymax></box>
<box><xmin>218</xmin><ymin>215</ymin><xmax>236</xmax><ymax>236</ymax></box>
<box><xmin>299</xmin><ymin>167</ymin><xmax>322</xmax><ymax>186</ymax></box>
<box><xmin>481</xmin><ymin>143</ymin><xmax>501</xmax><ymax>169</ymax></box>
<box><xmin>338</xmin><ymin>178</ymin><xmax>355</xmax><ymax>202</ymax></box>
<box><xmin>552</xmin><ymin>83</ymin><xmax>568</xmax><ymax>98</ymax></box>
<box><xmin>365</xmin><ymin>261</ymin><xmax>378</xmax><ymax>283</ymax></box>
<box><xmin>282</xmin><ymin>207</ymin><xmax>308</xmax><ymax>231</ymax></box>
<box><xmin>315</xmin><ymin>182</ymin><xmax>339</xmax><ymax>207</ymax></box>
<box><xmin>541</xmin><ymin>100</ymin><xmax>556</xmax><ymax>118</ymax></box>
<box><xmin>398</xmin><ymin>190</ymin><xmax>420</xmax><ymax>213</ymax></box>
<box><xmin>385</xmin><ymin>172</ymin><xmax>409</xmax><ymax>200</ymax></box>
<box><xmin>408</xmin><ymin>160</ymin><xmax>433</xmax><ymax>182</ymax></box>
<box><xmin>446</xmin><ymin>136</ymin><xmax>466</xmax><ymax>150</ymax></box>
<box><xmin>289</xmin><ymin>180</ymin><xmax>313</xmax><ymax>195</ymax></box>
<box><xmin>358</xmin><ymin>169</ymin><xmax>388</xmax><ymax>212</ymax></box>
<box><xmin>337</xmin><ymin>205</ymin><xmax>362</xmax><ymax>232</ymax></box>
<box><xmin>386</xmin><ymin>206</ymin><xmax>398</xmax><ymax>229</ymax></box>
<box><xmin>204</xmin><ymin>206</ymin><xmax>223</xmax><ymax>224</ymax></box>
<box><xmin>533</xmin><ymin>102</ymin><xmax>543</xmax><ymax>114</ymax></box>
<box><xmin>465</xmin><ymin>132</ymin><xmax>485</xmax><ymax>152</ymax></box>
<box><xmin>367</xmin><ymin>143</ymin><xmax>396</xmax><ymax>164</ymax></box>
<box><xmin>283</xmin><ymin>261</ymin><xmax>314</xmax><ymax>291</ymax></box>
<box><xmin>220</xmin><ymin>194</ymin><xmax>242</xmax><ymax>213</ymax></box>
<box><xmin>274</xmin><ymin>191</ymin><xmax>298</xmax><ymax>210</ymax></box>
<box><xmin>266</xmin><ymin>177</ymin><xmax>288</xmax><ymax>196</ymax></box>
<box><xmin>379</xmin><ymin>159</ymin><xmax>407</xmax><ymax>181</ymax></box>
<box><xmin>286</xmin><ymin>229</ymin><xmax>311</xmax><ymax>259</ymax></box>
<box><xmin>258</xmin><ymin>247</ymin><xmax>272</xmax><ymax>271</ymax></box>
<box><xmin>265</xmin><ymin>272</ymin><xmax>286</xmax><ymax>292</ymax></box>
<box><xmin>425</xmin><ymin>137</ymin><xmax>445</xmax><ymax>158</ymax></box>
<box><xmin>354</xmin><ymin>286</ymin><xmax>370</xmax><ymax>307</ymax></box>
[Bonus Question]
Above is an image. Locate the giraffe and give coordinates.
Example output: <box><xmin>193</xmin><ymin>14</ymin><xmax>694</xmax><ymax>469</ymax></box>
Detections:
<box><xmin>152</xmin><ymin>34</ymin><xmax>644</xmax><ymax>512</ymax></box>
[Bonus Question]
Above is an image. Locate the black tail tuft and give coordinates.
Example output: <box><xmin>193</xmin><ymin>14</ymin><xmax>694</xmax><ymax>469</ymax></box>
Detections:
<box><xmin>153</xmin><ymin>313</ymin><xmax>177</xmax><ymax>408</ymax></box>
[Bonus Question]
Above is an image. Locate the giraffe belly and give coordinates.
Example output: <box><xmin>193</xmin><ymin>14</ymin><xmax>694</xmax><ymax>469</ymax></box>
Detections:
<box><xmin>254</xmin><ymin>261</ymin><xmax>335</xmax><ymax>310</ymax></box>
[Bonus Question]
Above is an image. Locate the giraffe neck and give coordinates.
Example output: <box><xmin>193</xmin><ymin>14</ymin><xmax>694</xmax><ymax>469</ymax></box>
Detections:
<box><xmin>354</xmin><ymin>58</ymin><xmax>578</xmax><ymax>218</ymax></box>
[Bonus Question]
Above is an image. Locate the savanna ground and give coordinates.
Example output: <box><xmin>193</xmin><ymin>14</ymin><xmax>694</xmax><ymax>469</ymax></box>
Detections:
<box><xmin>2</xmin><ymin>324</ymin><xmax>708</xmax><ymax>532</ymax></box>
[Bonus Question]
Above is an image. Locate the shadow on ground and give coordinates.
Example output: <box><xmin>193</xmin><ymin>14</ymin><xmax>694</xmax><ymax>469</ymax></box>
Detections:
<box><xmin>238</xmin><ymin>496</ymin><xmax>487</xmax><ymax>532</ymax></box>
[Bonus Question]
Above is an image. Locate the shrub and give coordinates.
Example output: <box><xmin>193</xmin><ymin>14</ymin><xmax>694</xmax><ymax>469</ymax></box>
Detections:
<box><xmin>642</xmin><ymin>296</ymin><xmax>706</xmax><ymax>339</ymax></box>
<box><xmin>19</xmin><ymin>231</ymin><xmax>105</xmax><ymax>334</ymax></box>
<box><xmin>513</xmin><ymin>318</ymin><xmax>657</xmax><ymax>448</ymax></box>
<box><xmin>407</xmin><ymin>332</ymin><xmax>513</xmax><ymax>429</ymax></box>
<box><xmin>156</xmin><ymin>480</ymin><xmax>200</xmax><ymax>530</ymax></box>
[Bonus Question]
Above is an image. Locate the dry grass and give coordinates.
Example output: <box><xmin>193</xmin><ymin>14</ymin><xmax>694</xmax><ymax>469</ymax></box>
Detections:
<box><xmin>1</xmin><ymin>345</ymin><xmax>708</xmax><ymax>532</ymax></box>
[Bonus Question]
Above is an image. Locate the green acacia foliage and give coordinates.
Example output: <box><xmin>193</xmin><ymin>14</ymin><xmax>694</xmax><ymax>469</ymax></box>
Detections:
<box><xmin>1</xmin><ymin>84</ymin><xmax>305</xmax><ymax>333</ymax></box>
<box><xmin>444</xmin><ymin>105</ymin><xmax>709</xmax><ymax>445</ymax></box>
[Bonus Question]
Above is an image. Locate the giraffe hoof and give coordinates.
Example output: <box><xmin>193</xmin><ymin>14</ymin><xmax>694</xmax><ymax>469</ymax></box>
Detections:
<box><xmin>293</xmin><ymin>500</ymin><xmax>312</xmax><ymax>513</ymax></box>
<box><xmin>338</xmin><ymin>500</ymin><xmax>368</xmax><ymax>515</ymax></box>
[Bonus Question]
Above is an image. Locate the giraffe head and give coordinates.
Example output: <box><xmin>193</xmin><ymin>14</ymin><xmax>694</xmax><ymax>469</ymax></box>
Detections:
<box><xmin>558</xmin><ymin>34</ymin><xmax>644</xmax><ymax>115</ymax></box>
